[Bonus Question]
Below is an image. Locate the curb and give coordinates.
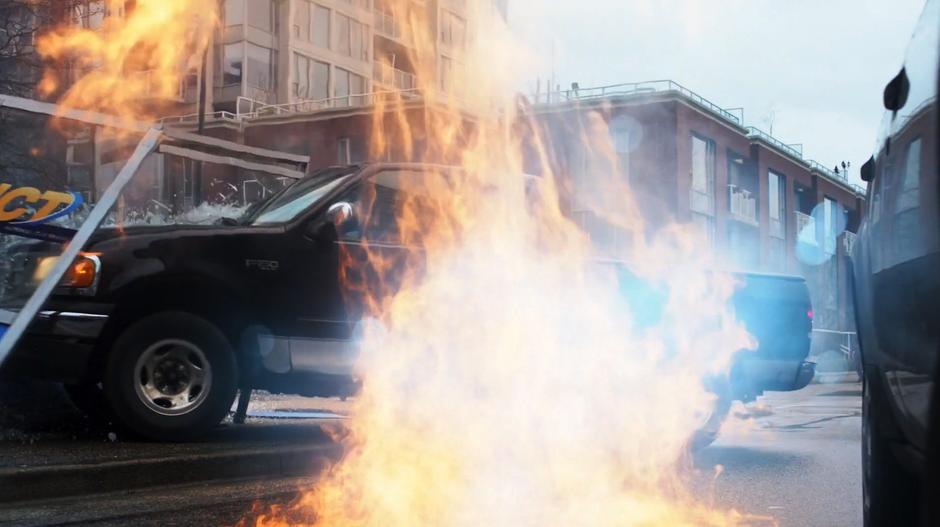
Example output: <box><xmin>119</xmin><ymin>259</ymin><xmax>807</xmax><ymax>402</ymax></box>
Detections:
<box><xmin>0</xmin><ymin>442</ymin><xmax>341</xmax><ymax>505</ymax></box>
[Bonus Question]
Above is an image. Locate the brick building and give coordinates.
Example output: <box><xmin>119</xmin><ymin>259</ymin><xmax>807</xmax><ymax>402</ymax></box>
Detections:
<box><xmin>527</xmin><ymin>81</ymin><xmax>864</xmax><ymax>332</ymax></box>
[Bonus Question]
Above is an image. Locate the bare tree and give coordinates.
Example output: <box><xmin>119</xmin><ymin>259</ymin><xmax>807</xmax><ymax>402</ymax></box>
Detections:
<box><xmin>0</xmin><ymin>1</ymin><xmax>94</xmax><ymax>189</ymax></box>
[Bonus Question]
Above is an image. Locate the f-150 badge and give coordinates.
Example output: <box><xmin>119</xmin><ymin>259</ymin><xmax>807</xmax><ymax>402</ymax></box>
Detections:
<box><xmin>246</xmin><ymin>259</ymin><xmax>280</xmax><ymax>271</ymax></box>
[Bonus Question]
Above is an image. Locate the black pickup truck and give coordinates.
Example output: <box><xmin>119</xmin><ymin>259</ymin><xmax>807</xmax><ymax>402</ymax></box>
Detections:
<box><xmin>852</xmin><ymin>1</ymin><xmax>938</xmax><ymax>524</ymax></box>
<box><xmin>3</xmin><ymin>163</ymin><xmax>814</xmax><ymax>441</ymax></box>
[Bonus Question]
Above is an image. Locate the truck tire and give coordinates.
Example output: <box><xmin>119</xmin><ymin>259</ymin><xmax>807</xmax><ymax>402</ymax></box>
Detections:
<box><xmin>689</xmin><ymin>395</ymin><xmax>732</xmax><ymax>451</ymax></box>
<box><xmin>63</xmin><ymin>382</ymin><xmax>116</xmax><ymax>427</ymax></box>
<box><xmin>104</xmin><ymin>312</ymin><xmax>238</xmax><ymax>441</ymax></box>
<box><xmin>863</xmin><ymin>369</ymin><xmax>919</xmax><ymax>526</ymax></box>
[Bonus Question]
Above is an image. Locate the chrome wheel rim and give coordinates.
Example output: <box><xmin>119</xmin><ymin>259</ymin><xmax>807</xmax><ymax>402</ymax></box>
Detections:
<box><xmin>133</xmin><ymin>339</ymin><xmax>212</xmax><ymax>416</ymax></box>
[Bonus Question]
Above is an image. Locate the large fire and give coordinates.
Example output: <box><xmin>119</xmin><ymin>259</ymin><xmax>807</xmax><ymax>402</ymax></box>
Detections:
<box><xmin>35</xmin><ymin>1</ymin><xmax>770</xmax><ymax>524</ymax></box>
<box><xmin>36</xmin><ymin>0</ymin><xmax>217</xmax><ymax>125</ymax></box>
<box><xmin>249</xmin><ymin>1</ymin><xmax>762</xmax><ymax>526</ymax></box>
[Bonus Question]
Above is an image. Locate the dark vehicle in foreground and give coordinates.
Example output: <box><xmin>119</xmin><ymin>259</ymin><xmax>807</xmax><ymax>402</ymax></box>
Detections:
<box><xmin>4</xmin><ymin>163</ymin><xmax>813</xmax><ymax>441</ymax></box>
<box><xmin>853</xmin><ymin>1</ymin><xmax>939</xmax><ymax>525</ymax></box>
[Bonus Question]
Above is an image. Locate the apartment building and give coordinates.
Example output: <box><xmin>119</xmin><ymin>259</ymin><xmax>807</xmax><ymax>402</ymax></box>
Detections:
<box><xmin>208</xmin><ymin>0</ymin><xmax>473</xmax><ymax>115</ymax></box>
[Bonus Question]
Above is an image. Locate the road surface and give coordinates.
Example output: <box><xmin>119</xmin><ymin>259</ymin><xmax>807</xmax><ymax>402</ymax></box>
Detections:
<box><xmin>0</xmin><ymin>379</ymin><xmax>861</xmax><ymax>526</ymax></box>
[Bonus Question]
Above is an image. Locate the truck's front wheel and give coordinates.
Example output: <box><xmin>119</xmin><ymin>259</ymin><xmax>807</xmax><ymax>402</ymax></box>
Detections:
<box><xmin>105</xmin><ymin>312</ymin><xmax>238</xmax><ymax>441</ymax></box>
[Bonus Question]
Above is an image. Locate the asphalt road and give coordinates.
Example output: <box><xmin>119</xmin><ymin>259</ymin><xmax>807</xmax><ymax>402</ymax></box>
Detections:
<box><xmin>696</xmin><ymin>378</ymin><xmax>863</xmax><ymax>526</ymax></box>
<box><xmin>0</xmin><ymin>379</ymin><xmax>862</xmax><ymax>526</ymax></box>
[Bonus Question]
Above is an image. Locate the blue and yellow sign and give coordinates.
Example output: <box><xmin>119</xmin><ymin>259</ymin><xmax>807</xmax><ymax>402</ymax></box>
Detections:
<box><xmin>0</xmin><ymin>183</ymin><xmax>83</xmax><ymax>225</ymax></box>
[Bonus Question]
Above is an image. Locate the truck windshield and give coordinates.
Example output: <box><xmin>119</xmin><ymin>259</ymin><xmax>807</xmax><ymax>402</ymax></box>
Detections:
<box><xmin>245</xmin><ymin>168</ymin><xmax>357</xmax><ymax>225</ymax></box>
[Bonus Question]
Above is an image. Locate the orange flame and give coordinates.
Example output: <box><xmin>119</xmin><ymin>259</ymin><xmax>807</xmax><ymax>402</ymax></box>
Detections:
<box><xmin>36</xmin><ymin>0</ymin><xmax>217</xmax><ymax>125</ymax></box>
<box><xmin>242</xmin><ymin>1</ymin><xmax>771</xmax><ymax>526</ymax></box>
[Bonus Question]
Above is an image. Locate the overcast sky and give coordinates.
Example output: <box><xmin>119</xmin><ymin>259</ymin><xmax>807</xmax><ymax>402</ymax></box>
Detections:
<box><xmin>508</xmin><ymin>0</ymin><xmax>927</xmax><ymax>187</ymax></box>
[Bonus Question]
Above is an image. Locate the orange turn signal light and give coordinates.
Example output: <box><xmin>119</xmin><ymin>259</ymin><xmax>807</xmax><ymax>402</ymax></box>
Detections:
<box><xmin>35</xmin><ymin>253</ymin><xmax>99</xmax><ymax>289</ymax></box>
<box><xmin>62</xmin><ymin>255</ymin><xmax>98</xmax><ymax>288</ymax></box>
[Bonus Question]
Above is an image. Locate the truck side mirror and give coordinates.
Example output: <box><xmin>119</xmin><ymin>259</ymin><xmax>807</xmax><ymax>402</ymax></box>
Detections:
<box><xmin>860</xmin><ymin>156</ymin><xmax>875</xmax><ymax>183</ymax></box>
<box><xmin>326</xmin><ymin>201</ymin><xmax>354</xmax><ymax>229</ymax></box>
<box><xmin>307</xmin><ymin>202</ymin><xmax>356</xmax><ymax>243</ymax></box>
<box><xmin>883</xmin><ymin>68</ymin><xmax>910</xmax><ymax>112</ymax></box>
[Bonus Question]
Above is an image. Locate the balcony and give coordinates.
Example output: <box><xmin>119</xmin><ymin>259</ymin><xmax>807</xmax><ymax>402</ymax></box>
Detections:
<box><xmin>373</xmin><ymin>61</ymin><xmax>416</xmax><ymax>91</ymax></box>
<box><xmin>374</xmin><ymin>9</ymin><xmax>408</xmax><ymax>44</ymax></box>
<box><xmin>728</xmin><ymin>186</ymin><xmax>757</xmax><ymax>226</ymax></box>
<box><xmin>769</xmin><ymin>217</ymin><xmax>785</xmax><ymax>239</ymax></box>
<box><xmin>796</xmin><ymin>211</ymin><xmax>817</xmax><ymax>246</ymax></box>
<box><xmin>689</xmin><ymin>188</ymin><xmax>713</xmax><ymax>215</ymax></box>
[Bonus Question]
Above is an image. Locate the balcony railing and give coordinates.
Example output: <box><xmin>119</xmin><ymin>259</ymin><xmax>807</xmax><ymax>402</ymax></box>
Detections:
<box><xmin>374</xmin><ymin>61</ymin><xmax>416</xmax><ymax>91</ymax></box>
<box><xmin>842</xmin><ymin>231</ymin><xmax>858</xmax><ymax>256</ymax></box>
<box><xmin>728</xmin><ymin>186</ymin><xmax>757</xmax><ymax>225</ymax></box>
<box><xmin>689</xmin><ymin>188</ymin><xmax>713</xmax><ymax>215</ymax></box>
<box><xmin>374</xmin><ymin>9</ymin><xmax>405</xmax><ymax>41</ymax></box>
<box><xmin>234</xmin><ymin>88</ymin><xmax>425</xmax><ymax>120</ymax></box>
<box><xmin>796</xmin><ymin>211</ymin><xmax>817</xmax><ymax>246</ymax></box>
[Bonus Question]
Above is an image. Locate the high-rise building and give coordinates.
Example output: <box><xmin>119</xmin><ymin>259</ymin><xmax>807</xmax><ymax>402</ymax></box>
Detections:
<box><xmin>182</xmin><ymin>0</ymin><xmax>475</xmax><ymax>116</ymax></box>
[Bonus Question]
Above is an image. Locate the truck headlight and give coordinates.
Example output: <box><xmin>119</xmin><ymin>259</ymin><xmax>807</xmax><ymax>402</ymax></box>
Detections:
<box><xmin>33</xmin><ymin>253</ymin><xmax>101</xmax><ymax>291</ymax></box>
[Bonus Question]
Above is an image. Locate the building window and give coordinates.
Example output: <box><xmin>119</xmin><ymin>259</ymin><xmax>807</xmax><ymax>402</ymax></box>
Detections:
<box><xmin>246</xmin><ymin>43</ymin><xmax>274</xmax><ymax>91</ymax></box>
<box><xmin>224</xmin><ymin>0</ymin><xmax>244</xmax><ymax>27</ymax></box>
<box><xmin>690</xmin><ymin>134</ymin><xmax>715</xmax><ymax>215</ymax></box>
<box><xmin>222</xmin><ymin>43</ymin><xmax>243</xmax><ymax>86</ymax></box>
<box><xmin>896</xmin><ymin>137</ymin><xmax>921</xmax><ymax>211</ymax></box>
<box><xmin>335</xmin><ymin>67</ymin><xmax>365</xmax><ymax>106</ymax></box>
<box><xmin>73</xmin><ymin>1</ymin><xmax>106</xmax><ymax>29</ymax></box>
<box><xmin>293</xmin><ymin>1</ymin><xmax>308</xmax><ymax>40</ymax></box>
<box><xmin>822</xmin><ymin>197</ymin><xmax>841</xmax><ymax>255</ymax></box>
<box><xmin>768</xmin><ymin>237</ymin><xmax>787</xmax><ymax>271</ymax></box>
<box><xmin>440</xmin><ymin>10</ymin><xmax>466</xmax><ymax>48</ymax></box>
<box><xmin>247</xmin><ymin>0</ymin><xmax>274</xmax><ymax>32</ymax></box>
<box><xmin>440</xmin><ymin>55</ymin><xmax>453</xmax><ymax>92</ymax></box>
<box><xmin>335</xmin><ymin>13</ymin><xmax>367</xmax><ymax>60</ymax></box>
<box><xmin>338</xmin><ymin>138</ymin><xmax>351</xmax><ymax>164</ymax></box>
<box><xmin>293</xmin><ymin>53</ymin><xmax>329</xmax><ymax>100</ymax></box>
<box><xmin>691</xmin><ymin>213</ymin><xmax>715</xmax><ymax>249</ymax></box>
<box><xmin>312</xmin><ymin>4</ymin><xmax>331</xmax><ymax>48</ymax></box>
<box><xmin>609</xmin><ymin>115</ymin><xmax>635</xmax><ymax>181</ymax></box>
<box><xmin>768</xmin><ymin>170</ymin><xmax>786</xmax><ymax>239</ymax></box>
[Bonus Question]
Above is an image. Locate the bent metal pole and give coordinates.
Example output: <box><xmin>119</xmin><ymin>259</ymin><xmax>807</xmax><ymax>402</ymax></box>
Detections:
<box><xmin>0</xmin><ymin>97</ymin><xmax>163</xmax><ymax>365</ymax></box>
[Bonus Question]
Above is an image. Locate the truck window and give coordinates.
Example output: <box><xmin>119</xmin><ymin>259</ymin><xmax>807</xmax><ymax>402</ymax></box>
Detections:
<box><xmin>341</xmin><ymin>169</ymin><xmax>443</xmax><ymax>246</ymax></box>
<box><xmin>250</xmin><ymin>172</ymin><xmax>353</xmax><ymax>225</ymax></box>
<box><xmin>893</xmin><ymin>137</ymin><xmax>922</xmax><ymax>261</ymax></box>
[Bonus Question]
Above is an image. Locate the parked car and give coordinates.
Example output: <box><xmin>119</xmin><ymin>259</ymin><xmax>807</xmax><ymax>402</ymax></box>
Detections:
<box><xmin>613</xmin><ymin>265</ymin><xmax>816</xmax><ymax>449</ymax></box>
<box><xmin>852</xmin><ymin>0</ymin><xmax>939</xmax><ymax>525</ymax></box>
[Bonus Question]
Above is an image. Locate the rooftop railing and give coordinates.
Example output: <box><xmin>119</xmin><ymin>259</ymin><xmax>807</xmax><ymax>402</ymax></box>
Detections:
<box><xmin>532</xmin><ymin>80</ymin><xmax>865</xmax><ymax>196</ymax></box>
<box><xmin>532</xmin><ymin>80</ymin><xmax>743</xmax><ymax>126</ymax></box>
<box><xmin>745</xmin><ymin>127</ymin><xmax>804</xmax><ymax>161</ymax></box>
<box><xmin>807</xmin><ymin>160</ymin><xmax>847</xmax><ymax>182</ymax></box>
